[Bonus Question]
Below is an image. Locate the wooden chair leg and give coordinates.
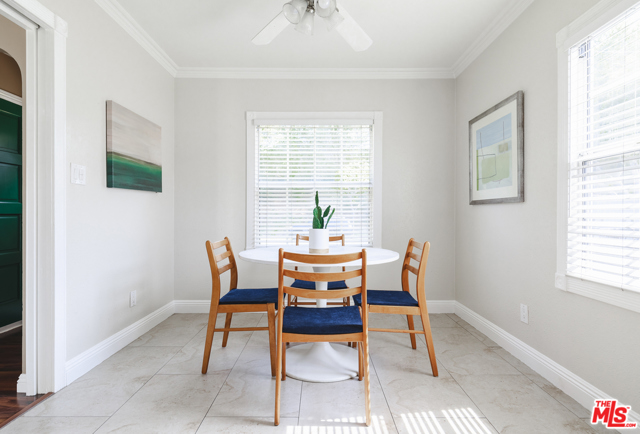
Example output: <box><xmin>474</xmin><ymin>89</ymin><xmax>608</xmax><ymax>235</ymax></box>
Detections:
<box><xmin>275</xmin><ymin>332</ymin><xmax>282</xmax><ymax>426</ymax></box>
<box><xmin>407</xmin><ymin>314</ymin><xmax>417</xmax><ymax>350</ymax></box>
<box><xmin>358</xmin><ymin>342</ymin><xmax>363</xmax><ymax>381</ymax></box>
<box><xmin>267</xmin><ymin>304</ymin><xmax>276</xmax><ymax>377</ymax></box>
<box><xmin>222</xmin><ymin>313</ymin><xmax>233</xmax><ymax>347</ymax></box>
<box><xmin>418</xmin><ymin>306</ymin><xmax>438</xmax><ymax>377</ymax></box>
<box><xmin>281</xmin><ymin>341</ymin><xmax>287</xmax><ymax>381</ymax></box>
<box><xmin>201</xmin><ymin>301</ymin><xmax>219</xmax><ymax>374</ymax></box>
<box><xmin>363</xmin><ymin>335</ymin><xmax>372</xmax><ymax>426</ymax></box>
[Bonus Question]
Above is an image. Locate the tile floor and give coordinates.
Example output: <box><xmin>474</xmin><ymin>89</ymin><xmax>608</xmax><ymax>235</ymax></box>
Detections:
<box><xmin>0</xmin><ymin>312</ymin><xmax>616</xmax><ymax>433</ymax></box>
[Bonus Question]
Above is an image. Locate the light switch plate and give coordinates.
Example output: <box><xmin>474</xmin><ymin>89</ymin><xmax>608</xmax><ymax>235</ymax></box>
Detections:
<box><xmin>71</xmin><ymin>163</ymin><xmax>86</xmax><ymax>185</ymax></box>
<box><xmin>520</xmin><ymin>304</ymin><xmax>529</xmax><ymax>324</ymax></box>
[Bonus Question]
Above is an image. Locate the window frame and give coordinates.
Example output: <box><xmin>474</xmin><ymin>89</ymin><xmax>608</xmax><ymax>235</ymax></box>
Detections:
<box><xmin>556</xmin><ymin>0</ymin><xmax>640</xmax><ymax>313</ymax></box>
<box><xmin>246</xmin><ymin>111</ymin><xmax>383</xmax><ymax>250</ymax></box>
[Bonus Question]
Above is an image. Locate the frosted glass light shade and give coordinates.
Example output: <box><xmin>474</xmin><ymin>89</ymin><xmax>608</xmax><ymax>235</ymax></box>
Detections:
<box><xmin>316</xmin><ymin>0</ymin><xmax>336</xmax><ymax>18</ymax></box>
<box><xmin>283</xmin><ymin>0</ymin><xmax>308</xmax><ymax>24</ymax></box>
<box><xmin>324</xmin><ymin>10</ymin><xmax>344</xmax><ymax>31</ymax></box>
<box><xmin>295</xmin><ymin>10</ymin><xmax>315</xmax><ymax>35</ymax></box>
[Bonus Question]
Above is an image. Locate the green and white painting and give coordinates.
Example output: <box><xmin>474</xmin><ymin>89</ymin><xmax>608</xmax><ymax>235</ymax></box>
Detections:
<box><xmin>469</xmin><ymin>91</ymin><xmax>524</xmax><ymax>205</ymax></box>
<box><xmin>476</xmin><ymin>113</ymin><xmax>513</xmax><ymax>190</ymax></box>
<box><xmin>107</xmin><ymin>101</ymin><xmax>162</xmax><ymax>192</ymax></box>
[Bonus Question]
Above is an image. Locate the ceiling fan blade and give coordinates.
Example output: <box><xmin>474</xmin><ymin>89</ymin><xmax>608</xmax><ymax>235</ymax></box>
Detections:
<box><xmin>252</xmin><ymin>12</ymin><xmax>290</xmax><ymax>45</ymax></box>
<box><xmin>335</xmin><ymin>6</ymin><xmax>372</xmax><ymax>51</ymax></box>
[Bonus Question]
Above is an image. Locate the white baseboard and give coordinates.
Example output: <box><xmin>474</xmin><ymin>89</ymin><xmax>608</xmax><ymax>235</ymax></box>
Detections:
<box><xmin>0</xmin><ymin>320</ymin><xmax>22</xmax><ymax>335</ymax></box>
<box><xmin>65</xmin><ymin>301</ymin><xmax>175</xmax><ymax>385</ymax></box>
<box><xmin>16</xmin><ymin>373</ymin><xmax>27</xmax><ymax>394</ymax></box>
<box><xmin>454</xmin><ymin>301</ymin><xmax>640</xmax><ymax>423</ymax></box>
<box><xmin>174</xmin><ymin>299</ymin><xmax>211</xmax><ymax>313</ymax></box>
<box><xmin>174</xmin><ymin>299</ymin><xmax>456</xmax><ymax>314</ymax></box>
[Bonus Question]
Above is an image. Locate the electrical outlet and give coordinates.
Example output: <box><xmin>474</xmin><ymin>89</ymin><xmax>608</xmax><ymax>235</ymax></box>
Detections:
<box><xmin>520</xmin><ymin>304</ymin><xmax>528</xmax><ymax>324</ymax></box>
<box><xmin>130</xmin><ymin>290</ymin><xmax>137</xmax><ymax>308</ymax></box>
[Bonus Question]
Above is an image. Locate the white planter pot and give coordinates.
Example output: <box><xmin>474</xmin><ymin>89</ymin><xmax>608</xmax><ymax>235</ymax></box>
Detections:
<box><xmin>309</xmin><ymin>228</ymin><xmax>329</xmax><ymax>254</ymax></box>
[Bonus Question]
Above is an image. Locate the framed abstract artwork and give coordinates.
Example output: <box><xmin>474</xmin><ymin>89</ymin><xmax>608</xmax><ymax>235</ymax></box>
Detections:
<box><xmin>106</xmin><ymin>100</ymin><xmax>162</xmax><ymax>192</ymax></box>
<box><xmin>469</xmin><ymin>91</ymin><xmax>524</xmax><ymax>204</ymax></box>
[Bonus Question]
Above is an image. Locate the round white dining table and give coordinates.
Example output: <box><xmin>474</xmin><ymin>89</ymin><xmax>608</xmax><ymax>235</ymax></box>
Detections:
<box><xmin>238</xmin><ymin>245</ymin><xmax>399</xmax><ymax>383</ymax></box>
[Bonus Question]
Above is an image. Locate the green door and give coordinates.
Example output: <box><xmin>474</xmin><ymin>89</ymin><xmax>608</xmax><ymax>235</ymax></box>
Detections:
<box><xmin>0</xmin><ymin>98</ymin><xmax>22</xmax><ymax>328</ymax></box>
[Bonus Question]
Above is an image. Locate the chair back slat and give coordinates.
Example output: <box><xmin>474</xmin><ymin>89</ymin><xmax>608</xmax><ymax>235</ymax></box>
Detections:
<box><xmin>286</xmin><ymin>250</ymin><xmax>362</xmax><ymax>265</ymax></box>
<box><xmin>283</xmin><ymin>286</ymin><xmax>362</xmax><ymax>300</ymax></box>
<box><xmin>205</xmin><ymin>237</ymin><xmax>239</xmax><ymax>301</ymax></box>
<box><xmin>278</xmin><ymin>249</ymin><xmax>367</xmax><ymax>305</ymax></box>
<box><xmin>214</xmin><ymin>250</ymin><xmax>232</xmax><ymax>262</ymax></box>
<box><xmin>296</xmin><ymin>234</ymin><xmax>346</xmax><ymax>272</ymax></box>
<box><xmin>401</xmin><ymin>238</ymin><xmax>431</xmax><ymax>306</ymax></box>
<box><xmin>283</xmin><ymin>268</ymin><xmax>361</xmax><ymax>282</ymax></box>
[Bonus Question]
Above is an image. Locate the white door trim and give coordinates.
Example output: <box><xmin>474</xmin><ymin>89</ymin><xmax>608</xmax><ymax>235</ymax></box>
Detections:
<box><xmin>0</xmin><ymin>88</ymin><xmax>22</xmax><ymax>105</ymax></box>
<box><xmin>0</xmin><ymin>0</ymin><xmax>67</xmax><ymax>395</ymax></box>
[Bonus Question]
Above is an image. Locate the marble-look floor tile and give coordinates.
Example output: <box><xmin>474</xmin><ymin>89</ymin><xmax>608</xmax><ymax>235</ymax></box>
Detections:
<box><xmin>196</xmin><ymin>417</ymin><xmax>297</xmax><ymax>433</ymax></box>
<box><xmin>129</xmin><ymin>313</ymin><xmax>209</xmax><ymax>347</ymax></box>
<box><xmin>437</xmin><ymin>347</ymin><xmax>522</xmax><ymax>377</ymax></box>
<box><xmin>431</xmin><ymin>327</ymin><xmax>489</xmax><ymax>355</ymax></box>
<box><xmin>453</xmin><ymin>373</ymin><xmax>597</xmax><ymax>433</ymax></box>
<box><xmin>159</xmin><ymin>314</ymin><xmax>262</xmax><ymax>375</ymax></box>
<box><xmin>369</xmin><ymin>341</ymin><xmax>483</xmax><ymax>419</ymax></box>
<box><xmin>491</xmin><ymin>348</ymin><xmax>592</xmax><ymax>419</ymax></box>
<box><xmin>208</xmin><ymin>345</ymin><xmax>302</xmax><ymax>418</ymax></box>
<box><xmin>26</xmin><ymin>346</ymin><xmax>180</xmax><ymax>417</ymax></box>
<box><xmin>95</xmin><ymin>373</ymin><xmax>228</xmax><ymax>434</ymax></box>
<box><xmin>395</xmin><ymin>412</ymin><xmax>499</xmax><ymax>434</ymax></box>
<box><xmin>583</xmin><ymin>420</ymin><xmax>620</xmax><ymax>434</ymax></box>
<box><xmin>0</xmin><ymin>417</ymin><xmax>107</xmax><ymax>434</ymax></box>
<box><xmin>245</xmin><ymin>313</ymin><xmax>275</xmax><ymax>347</ymax></box>
<box><xmin>298</xmin><ymin>364</ymin><xmax>397</xmax><ymax>432</ymax></box>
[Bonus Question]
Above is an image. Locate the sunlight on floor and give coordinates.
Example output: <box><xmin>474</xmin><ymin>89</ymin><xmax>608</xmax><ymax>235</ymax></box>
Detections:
<box><xmin>402</xmin><ymin>408</ymin><xmax>493</xmax><ymax>434</ymax></box>
<box><xmin>284</xmin><ymin>409</ymin><xmax>494</xmax><ymax>433</ymax></box>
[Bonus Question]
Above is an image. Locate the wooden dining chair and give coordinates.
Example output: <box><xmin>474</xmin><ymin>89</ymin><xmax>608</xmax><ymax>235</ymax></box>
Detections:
<box><xmin>352</xmin><ymin>239</ymin><xmax>438</xmax><ymax>377</ymax></box>
<box><xmin>275</xmin><ymin>249</ymin><xmax>371</xmax><ymax>427</ymax></box>
<box><xmin>202</xmin><ymin>237</ymin><xmax>278</xmax><ymax>376</ymax></box>
<box><xmin>288</xmin><ymin>234</ymin><xmax>350</xmax><ymax>307</ymax></box>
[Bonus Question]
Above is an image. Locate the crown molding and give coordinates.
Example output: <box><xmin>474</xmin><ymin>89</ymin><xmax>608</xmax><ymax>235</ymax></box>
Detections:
<box><xmin>451</xmin><ymin>0</ymin><xmax>536</xmax><ymax>77</ymax></box>
<box><xmin>0</xmin><ymin>89</ymin><xmax>22</xmax><ymax>106</ymax></box>
<box><xmin>94</xmin><ymin>0</ymin><xmax>178</xmax><ymax>77</ymax></box>
<box><xmin>176</xmin><ymin>67</ymin><xmax>455</xmax><ymax>80</ymax></box>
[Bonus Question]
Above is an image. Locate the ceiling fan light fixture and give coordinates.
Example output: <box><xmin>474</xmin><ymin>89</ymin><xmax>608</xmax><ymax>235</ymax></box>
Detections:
<box><xmin>295</xmin><ymin>9</ymin><xmax>315</xmax><ymax>35</ymax></box>
<box><xmin>315</xmin><ymin>0</ymin><xmax>336</xmax><ymax>18</ymax></box>
<box><xmin>323</xmin><ymin>10</ymin><xmax>344</xmax><ymax>31</ymax></box>
<box><xmin>283</xmin><ymin>0</ymin><xmax>308</xmax><ymax>24</ymax></box>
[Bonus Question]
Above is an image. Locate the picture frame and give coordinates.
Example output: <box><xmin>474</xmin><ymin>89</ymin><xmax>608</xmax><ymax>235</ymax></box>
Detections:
<box><xmin>469</xmin><ymin>91</ymin><xmax>524</xmax><ymax>205</ymax></box>
<box><xmin>106</xmin><ymin>100</ymin><xmax>162</xmax><ymax>193</ymax></box>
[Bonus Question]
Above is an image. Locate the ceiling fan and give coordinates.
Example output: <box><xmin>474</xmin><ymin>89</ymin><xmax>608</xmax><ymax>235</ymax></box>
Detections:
<box><xmin>252</xmin><ymin>0</ymin><xmax>373</xmax><ymax>52</ymax></box>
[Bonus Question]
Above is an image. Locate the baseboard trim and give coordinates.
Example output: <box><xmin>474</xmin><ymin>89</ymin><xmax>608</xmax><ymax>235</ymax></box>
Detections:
<box><xmin>16</xmin><ymin>373</ymin><xmax>27</xmax><ymax>394</ymax></box>
<box><xmin>65</xmin><ymin>301</ymin><xmax>175</xmax><ymax>385</ymax></box>
<box><xmin>454</xmin><ymin>301</ymin><xmax>639</xmax><ymax>422</ymax></box>
<box><xmin>174</xmin><ymin>299</ymin><xmax>456</xmax><ymax>314</ymax></box>
<box><xmin>0</xmin><ymin>320</ymin><xmax>22</xmax><ymax>335</ymax></box>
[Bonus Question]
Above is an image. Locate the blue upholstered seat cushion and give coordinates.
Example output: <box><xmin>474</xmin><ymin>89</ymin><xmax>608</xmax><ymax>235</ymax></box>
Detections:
<box><xmin>219</xmin><ymin>288</ymin><xmax>279</xmax><ymax>305</ymax></box>
<box><xmin>290</xmin><ymin>280</ymin><xmax>348</xmax><ymax>290</ymax></box>
<box><xmin>353</xmin><ymin>290</ymin><xmax>419</xmax><ymax>307</ymax></box>
<box><xmin>283</xmin><ymin>306</ymin><xmax>363</xmax><ymax>335</ymax></box>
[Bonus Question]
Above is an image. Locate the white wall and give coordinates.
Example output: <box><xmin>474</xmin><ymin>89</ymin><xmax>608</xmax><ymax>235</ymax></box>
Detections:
<box><xmin>38</xmin><ymin>0</ymin><xmax>175</xmax><ymax>360</ymax></box>
<box><xmin>174</xmin><ymin>79</ymin><xmax>455</xmax><ymax>302</ymax></box>
<box><xmin>455</xmin><ymin>0</ymin><xmax>640</xmax><ymax>410</ymax></box>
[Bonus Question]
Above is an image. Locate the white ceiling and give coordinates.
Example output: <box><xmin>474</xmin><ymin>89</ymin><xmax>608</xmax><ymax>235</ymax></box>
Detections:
<box><xmin>115</xmin><ymin>0</ymin><xmax>521</xmax><ymax>71</ymax></box>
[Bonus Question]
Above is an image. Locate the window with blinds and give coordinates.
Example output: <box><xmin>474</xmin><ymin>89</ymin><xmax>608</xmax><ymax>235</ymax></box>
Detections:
<box><xmin>567</xmin><ymin>3</ymin><xmax>640</xmax><ymax>291</ymax></box>
<box><xmin>250</xmin><ymin>121</ymin><xmax>375</xmax><ymax>248</ymax></box>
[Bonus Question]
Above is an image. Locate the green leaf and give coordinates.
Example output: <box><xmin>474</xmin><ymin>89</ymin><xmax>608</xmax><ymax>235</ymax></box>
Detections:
<box><xmin>315</xmin><ymin>191</ymin><xmax>319</xmax><ymax>207</ymax></box>
<box><xmin>325</xmin><ymin>208</ymin><xmax>335</xmax><ymax>228</ymax></box>
<box><xmin>313</xmin><ymin>216</ymin><xmax>322</xmax><ymax>229</ymax></box>
<box><xmin>323</xmin><ymin>205</ymin><xmax>331</xmax><ymax>217</ymax></box>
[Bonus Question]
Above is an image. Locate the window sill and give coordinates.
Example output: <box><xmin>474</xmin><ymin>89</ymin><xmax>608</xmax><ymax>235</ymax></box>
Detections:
<box><xmin>555</xmin><ymin>273</ymin><xmax>640</xmax><ymax>314</ymax></box>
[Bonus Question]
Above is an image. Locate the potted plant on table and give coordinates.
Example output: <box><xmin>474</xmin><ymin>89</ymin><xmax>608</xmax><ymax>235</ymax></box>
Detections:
<box><xmin>309</xmin><ymin>191</ymin><xmax>335</xmax><ymax>254</ymax></box>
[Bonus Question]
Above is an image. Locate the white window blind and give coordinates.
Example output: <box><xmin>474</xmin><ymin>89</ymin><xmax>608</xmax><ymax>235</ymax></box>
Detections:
<box><xmin>250</xmin><ymin>122</ymin><xmax>375</xmax><ymax>248</ymax></box>
<box><xmin>567</xmin><ymin>3</ymin><xmax>640</xmax><ymax>291</ymax></box>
